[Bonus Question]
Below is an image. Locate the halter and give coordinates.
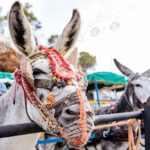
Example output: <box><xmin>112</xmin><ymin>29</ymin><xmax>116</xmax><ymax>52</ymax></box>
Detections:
<box><xmin>30</xmin><ymin>46</ymin><xmax>80</xmax><ymax>85</ymax></box>
<box><xmin>14</xmin><ymin>70</ymin><xmax>67</xmax><ymax>138</ymax></box>
<box><xmin>13</xmin><ymin>46</ymin><xmax>90</xmax><ymax>147</ymax></box>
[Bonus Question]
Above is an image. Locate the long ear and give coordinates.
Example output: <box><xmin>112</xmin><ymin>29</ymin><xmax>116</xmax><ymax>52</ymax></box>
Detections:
<box><xmin>20</xmin><ymin>56</ymin><xmax>35</xmax><ymax>90</ymax></box>
<box><xmin>9</xmin><ymin>1</ymin><xmax>35</xmax><ymax>56</ymax></box>
<box><xmin>142</xmin><ymin>69</ymin><xmax>150</xmax><ymax>77</ymax></box>
<box><xmin>55</xmin><ymin>9</ymin><xmax>81</xmax><ymax>55</ymax></box>
<box><xmin>114</xmin><ymin>59</ymin><xmax>135</xmax><ymax>78</ymax></box>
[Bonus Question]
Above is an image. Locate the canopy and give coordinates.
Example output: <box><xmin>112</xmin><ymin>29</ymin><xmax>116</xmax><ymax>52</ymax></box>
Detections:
<box><xmin>0</xmin><ymin>72</ymin><xmax>14</xmax><ymax>84</ymax></box>
<box><xmin>86</xmin><ymin>72</ymin><xmax>128</xmax><ymax>91</ymax></box>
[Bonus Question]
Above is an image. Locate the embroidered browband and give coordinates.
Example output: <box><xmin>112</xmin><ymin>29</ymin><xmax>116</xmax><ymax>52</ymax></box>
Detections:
<box><xmin>29</xmin><ymin>46</ymin><xmax>79</xmax><ymax>85</ymax></box>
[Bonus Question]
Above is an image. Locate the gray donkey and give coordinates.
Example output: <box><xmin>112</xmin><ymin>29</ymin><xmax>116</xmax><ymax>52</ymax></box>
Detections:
<box><xmin>0</xmin><ymin>1</ymin><xmax>94</xmax><ymax>150</ymax></box>
<box><xmin>91</xmin><ymin>59</ymin><xmax>146</xmax><ymax>150</ymax></box>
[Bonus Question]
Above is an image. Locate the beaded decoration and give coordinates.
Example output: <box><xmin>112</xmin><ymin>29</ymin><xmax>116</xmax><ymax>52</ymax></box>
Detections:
<box><xmin>45</xmin><ymin>92</ymin><xmax>56</xmax><ymax>109</ymax></box>
<box><xmin>24</xmin><ymin>46</ymin><xmax>91</xmax><ymax>147</ymax></box>
<box><xmin>29</xmin><ymin>45</ymin><xmax>79</xmax><ymax>85</ymax></box>
<box><xmin>15</xmin><ymin>46</ymin><xmax>93</xmax><ymax>148</ymax></box>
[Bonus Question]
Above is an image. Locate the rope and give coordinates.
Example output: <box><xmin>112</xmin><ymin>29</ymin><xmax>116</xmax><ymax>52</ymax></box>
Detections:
<box><xmin>94</xmin><ymin>118</ymin><xmax>141</xmax><ymax>150</ymax></box>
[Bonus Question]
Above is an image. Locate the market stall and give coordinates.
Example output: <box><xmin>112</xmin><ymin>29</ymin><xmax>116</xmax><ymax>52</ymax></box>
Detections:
<box><xmin>86</xmin><ymin>71</ymin><xmax>128</xmax><ymax>107</ymax></box>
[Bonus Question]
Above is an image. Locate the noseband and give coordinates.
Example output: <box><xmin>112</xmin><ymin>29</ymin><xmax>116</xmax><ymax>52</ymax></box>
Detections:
<box><xmin>14</xmin><ymin>70</ymin><xmax>67</xmax><ymax>137</ymax></box>
<box><xmin>34</xmin><ymin>79</ymin><xmax>54</xmax><ymax>90</ymax></box>
<box><xmin>45</xmin><ymin>90</ymin><xmax>84</xmax><ymax>115</ymax></box>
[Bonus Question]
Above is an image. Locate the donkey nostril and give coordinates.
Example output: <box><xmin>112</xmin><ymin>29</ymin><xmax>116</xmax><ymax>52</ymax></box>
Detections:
<box><xmin>62</xmin><ymin>104</ymin><xmax>80</xmax><ymax>120</ymax></box>
<box><xmin>62</xmin><ymin>107</ymin><xmax>78</xmax><ymax>119</ymax></box>
<box><xmin>39</xmin><ymin>94</ymin><xmax>44</xmax><ymax>101</ymax></box>
<box><xmin>66</xmin><ymin>109</ymin><xmax>77</xmax><ymax>115</ymax></box>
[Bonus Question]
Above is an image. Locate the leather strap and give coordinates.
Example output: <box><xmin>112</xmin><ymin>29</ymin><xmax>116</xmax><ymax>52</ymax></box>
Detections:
<box><xmin>35</xmin><ymin>79</ymin><xmax>54</xmax><ymax>90</ymax></box>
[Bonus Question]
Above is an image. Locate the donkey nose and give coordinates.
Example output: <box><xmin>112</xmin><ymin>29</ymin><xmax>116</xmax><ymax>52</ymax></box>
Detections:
<box><xmin>62</xmin><ymin>104</ymin><xmax>79</xmax><ymax>119</ymax></box>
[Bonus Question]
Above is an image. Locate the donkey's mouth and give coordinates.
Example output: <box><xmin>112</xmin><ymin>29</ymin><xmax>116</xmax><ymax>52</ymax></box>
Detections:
<box><xmin>60</xmin><ymin>117</ymin><xmax>94</xmax><ymax>148</ymax></box>
<box><xmin>55</xmin><ymin>89</ymin><xmax>94</xmax><ymax>148</ymax></box>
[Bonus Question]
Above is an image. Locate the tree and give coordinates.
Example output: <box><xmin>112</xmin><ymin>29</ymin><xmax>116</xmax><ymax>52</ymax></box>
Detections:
<box><xmin>48</xmin><ymin>34</ymin><xmax>58</xmax><ymax>46</ymax></box>
<box><xmin>23</xmin><ymin>2</ymin><xmax>42</xmax><ymax>31</ymax></box>
<box><xmin>78</xmin><ymin>51</ymin><xmax>96</xmax><ymax>72</ymax></box>
<box><xmin>23</xmin><ymin>2</ymin><xmax>42</xmax><ymax>45</ymax></box>
<box><xmin>0</xmin><ymin>7</ymin><xmax>7</xmax><ymax>35</ymax></box>
<box><xmin>0</xmin><ymin>3</ymin><xmax>41</xmax><ymax>38</ymax></box>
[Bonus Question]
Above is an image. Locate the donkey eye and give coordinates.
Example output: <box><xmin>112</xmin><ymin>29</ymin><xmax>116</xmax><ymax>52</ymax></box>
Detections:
<box><xmin>33</xmin><ymin>71</ymin><xmax>40</xmax><ymax>76</ymax></box>
<box><xmin>135</xmin><ymin>84</ymin><xmax>142</xmax><ymax>87</ymax></box>
<box><xmin>33</xmin><ymin>68</ymin><xmax>46</xmax><ymax>75</ymax></box>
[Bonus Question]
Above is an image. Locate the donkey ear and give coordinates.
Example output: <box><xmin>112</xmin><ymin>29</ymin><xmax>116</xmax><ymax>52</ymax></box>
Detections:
<box><xmin>20</xmin><ymin>56</ymin><xmax>35</xmax><ymax>90</ymax></box>
<box><xmin>114</xmin><ymin>59</ymin><xmax>135</xmax><ymax>78</ymax></box>
<box><xmin>142</xmin><ymin>69</ymin><xmax>150</xmax><ymax>77</ymax></box>
<box><xmin>9</xmin><ymin>1</ymin><xmax>35</xmax><ymax>56</ymax></box>
<box><xmin>55</xmin><ymin>9</ymin><xmax>81</xmax><ymax>55</ymax></box>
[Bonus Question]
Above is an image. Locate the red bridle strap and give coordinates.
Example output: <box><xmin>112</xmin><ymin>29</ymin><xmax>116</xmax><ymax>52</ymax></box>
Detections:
<box><xmin>14</xmin><ymin>70</ymin><xmax>68</xmax><ymax>139</ymax></box>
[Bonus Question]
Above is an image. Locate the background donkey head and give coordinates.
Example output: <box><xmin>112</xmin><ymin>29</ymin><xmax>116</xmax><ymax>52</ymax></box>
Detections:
<box><xmin>114</xmin><ymin>58</ymin><xmax>150</xmax><ymax>110</ymax></box>
<box><xmin>9</xmin><ymin>1</ymin><xmax>94</xmax><ymax>148</ymax></box>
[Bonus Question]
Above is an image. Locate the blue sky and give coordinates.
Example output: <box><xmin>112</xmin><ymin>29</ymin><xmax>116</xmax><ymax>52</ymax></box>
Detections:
<box><xmin>1</xmin><ymin>0</ymin><xmax>150</xmax><ymax>74</ymax></box>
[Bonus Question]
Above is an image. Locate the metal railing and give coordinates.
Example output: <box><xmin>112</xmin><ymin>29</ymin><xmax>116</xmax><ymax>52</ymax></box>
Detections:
<box><xmin>0</xmin><ymin>107</ymin><xmax>149</xmax><ymax>149</ymax></box>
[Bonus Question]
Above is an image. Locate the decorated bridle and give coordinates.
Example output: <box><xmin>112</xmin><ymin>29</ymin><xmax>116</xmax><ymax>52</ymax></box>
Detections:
<box><xmin>13</xmin><ymin>46</ymin><xmax>90</xmax><ymax>147</ymax></box>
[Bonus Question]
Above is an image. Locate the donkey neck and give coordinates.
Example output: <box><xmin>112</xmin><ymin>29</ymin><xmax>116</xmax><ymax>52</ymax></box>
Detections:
<box><xmin>0</xmin><ymin>81</ymin><xmax>41</xmax><ymax>150</ymax></box>
<box><xmin>0</xmin><ymin>81</ymin><xmax>31</xmax><ymax>124</ymax></box>
<box><xmin>116</xmin><ymin>87</ymin><xmax>134</xmax><ymax>113</ymax></box>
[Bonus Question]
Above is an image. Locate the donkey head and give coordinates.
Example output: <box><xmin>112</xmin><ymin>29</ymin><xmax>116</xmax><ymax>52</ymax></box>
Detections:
<box><xmin>114</xmin><ymin>59</ymin><xmax>150</xmax><ymax>110</ymax></box>
<box><xmin>9</xmin><ymin>1</ymin><xmax>94</xmax><ymax>148</ymax></box>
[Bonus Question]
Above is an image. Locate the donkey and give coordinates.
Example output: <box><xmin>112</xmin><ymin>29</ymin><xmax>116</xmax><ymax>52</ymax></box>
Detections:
<box><xmin>91</xmin><ymin>59</ymin><xmax>147</xmax><ymax>150</ymax></box>
<box><xmin>0</xmin><ymin>1</ymin><xmax>94</xmax><ymax>150</ymax></box>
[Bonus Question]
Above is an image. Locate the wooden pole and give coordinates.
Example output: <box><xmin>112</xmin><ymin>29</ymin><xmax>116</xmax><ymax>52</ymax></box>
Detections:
<box><xmin>94</xmin><ymin>110</ymin><xmax>142</xmax><ymax>125</ymax></box>
<box><xmin>94</xmin><ymin>81</ymin><xmax>100</xmax><ymax>106</ymax></box>
<box><xmin>0</xmin><ymin>123</ymin><xmax>43</xmax><ymax>138</ymax></box>
<box><xmin>144</xmin><ymin>105</ymin><xmax>150</xmax><ymax>150</ymax></box>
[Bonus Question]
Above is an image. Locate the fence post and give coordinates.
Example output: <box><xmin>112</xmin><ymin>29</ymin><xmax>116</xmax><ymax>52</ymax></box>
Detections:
<box><xmin>94</xmin><ymin>81</ymin><xmax>100</xmax><ymax>106</ymax></box>
<box><xmin>144</xmin><ymin>105</ymin><xmax>150</xmax><ymax>150</ymax></box>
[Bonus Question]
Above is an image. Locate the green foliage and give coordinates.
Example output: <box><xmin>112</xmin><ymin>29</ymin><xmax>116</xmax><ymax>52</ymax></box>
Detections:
<box><xmin>0</xmin><ymin>7</ymin><xmax>7</xmax><ymax>21</ymax></box>
<box><xmin>23</xmin><ymin>3</ymin><xmax>42</xmax><ymax>30</ymax></box>
<box><xmin>23</xmin><ymin>3</ymin><xmax>37</xmax><ymax>21</ymax></box>
<box><xmin>78</xmin><ymin>51</ymin><xmax>96</xmax><ymax>71</ymax></box>
<box><xmin>48</xmin><ymin>34</ymin><xmax>58</xmax><ymax>45</ymax></box>
<box><xmin>0</xmin><ymin>14</ymin><xmax>6</xmax><ymax>22</ymax></box>
<box><xmin>0</xmin><ymin>3</ymin><xmax>41</xmax><ymax>35</ymax></box>
<box><xmin>0</xmin><ymin>7</ymin><xmax>7</xmax><ymax>34</ymax></box>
